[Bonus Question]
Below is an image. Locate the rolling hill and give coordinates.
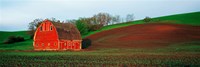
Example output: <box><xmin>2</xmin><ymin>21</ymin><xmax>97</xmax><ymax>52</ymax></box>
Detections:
<box><xmin>0</xmin><ymin>31</ymin><xmax>33</xmax><ymax>50</ymax></box>
<box><xmin>0</xmin><ymin>12</ymin><xmax>200</xmax><ymax>50</ymax></box>
<box><xmin>86</xmin><ymin>23</ymin><xmax>200</xmax><ymax>49</ymax></box>
<box><xmin>83</xmin><ymin>11</ymin><xmax>200</xmax><ymax>38</ymax></box>
<box><xmin>153</xmin><ymin>11</ymin><xmax>200</xmax><ymax>25</ymax></box>
<box><xmin>0</xmin><ymin>31</ymin><xmax>30</xmax><ymax>43</ymax></box>
<box><xmin>84</xmin><ymin>12</ymin><xmax>200</xmax><ymax>49</ymax></box>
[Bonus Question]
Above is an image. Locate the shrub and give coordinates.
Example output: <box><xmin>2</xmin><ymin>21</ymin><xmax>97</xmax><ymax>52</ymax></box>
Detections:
<box><xmin>4</xmin><ymin>36</ymin><xmax>25</xmax><ymax>44</ymax></box>
<box><xmin>16</xmin><ymin>36</ymin><xmax>25</xmax><ymax>42</ymax></box>
<box><xmin>82</xmin><ymin>38</ymin><xmax>92</xmax><ymax>49</ymax></box>
<box><xmin>89</xmin><ymin>24</ymin><xmax>103</xmax><ymax>31</ymax></box>
<box><xmin>4</xmin><ymin>36</ymin><xmax>16</xmax><ymax>44</ymax></box>
<box><xmin>143</xmin><ymin>16</ymin><xmax>151</xmax><ymax>23</ymax></box>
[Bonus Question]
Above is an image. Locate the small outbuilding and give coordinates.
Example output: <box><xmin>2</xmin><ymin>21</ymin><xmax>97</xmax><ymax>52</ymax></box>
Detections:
<box><xmin>33</xmin><ymin>20</ymin><xmax>82</xmax><ymax>50</ymax></box>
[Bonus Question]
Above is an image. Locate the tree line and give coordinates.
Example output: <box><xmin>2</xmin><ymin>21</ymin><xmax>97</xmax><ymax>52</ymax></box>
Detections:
<box><xmin>27</xmin><ymin>12</ymin><xmax>136</xmax><ymax>39</ymax></box>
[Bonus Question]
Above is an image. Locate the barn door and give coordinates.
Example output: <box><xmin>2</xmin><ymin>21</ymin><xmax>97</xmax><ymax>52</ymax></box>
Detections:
<box><xmin>68</xmin><ymin>41</ymin><xmax>73</xmax><ymax>49</ymax></box>
<box><xmin>72</xmin><ymin>42</ymin><xmax>74</xmax><ymax>49</ymax></box>
<box><xmin>59</xmin><ymin>42</ymin><xmax>64</xmax><ymax>50</ymax></box>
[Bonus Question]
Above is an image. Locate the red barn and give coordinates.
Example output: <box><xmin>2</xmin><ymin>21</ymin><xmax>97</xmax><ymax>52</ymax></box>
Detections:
<box><xmin>33</xmin><ymin>20</ymin><xmax>82</xmax><ymax>50</ymax></box>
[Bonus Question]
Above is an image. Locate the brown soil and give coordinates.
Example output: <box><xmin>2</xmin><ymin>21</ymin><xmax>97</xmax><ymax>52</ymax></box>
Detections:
<box><xmin>86</xmin><ymin>23</ymin><xmax>200</xmax><ymax>49</ymax></box>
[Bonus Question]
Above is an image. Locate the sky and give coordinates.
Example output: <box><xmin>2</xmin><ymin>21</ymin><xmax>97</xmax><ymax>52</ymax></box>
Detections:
<box><xmin>0</xmin><ymin>0</ymin><xmax>200</xmax><ymax>31</ymax></box>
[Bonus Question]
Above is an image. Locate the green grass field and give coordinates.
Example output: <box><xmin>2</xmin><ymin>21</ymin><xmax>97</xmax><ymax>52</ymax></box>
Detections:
<box><xmin>0</xmin><ymin>42</ymin><xmax>200</xmax><ymax>66</ymax></box>
<box><xmin>1</xmin><ymin>52</ymin><xmax>199</xmax><ymax>66</ymax></box>
<box><xmin>0</xmin><ymin>12</ymin><xmax>200</xmax><ymax>66</ymax></box>
<box><xmin>0</xmin><ymin>41</ymin><xmax>200</xmax><ymax>66</ymax></box>
<box><xmin>0</xmin><ymin>31</ymin><xmax>30</xmax><ymax>43</ymax></box>
<box><xmin>153</xmin><ymin>12</ymin><xmax>200</xmax><ymax>25</ymax></box>
<box><xmin>0</xmin><ymin>31</ymin><xmax>32</xmax><ymax>50</ymax></box>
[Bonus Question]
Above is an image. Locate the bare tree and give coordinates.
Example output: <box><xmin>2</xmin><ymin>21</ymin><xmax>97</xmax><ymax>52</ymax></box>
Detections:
<box><xmin>27</xmin><ymin>18</ymin><xmax>43</xmax><ymax>39</ymax></box>
<box><xmin>94</xmin><ymin>13</ymin><xmax>112</xmax><ymax>26</ymax></box>
<box><xmin>111</xmin><ymin>15</ymin><xmax>121</xmax><ymax>24</ymax></box>
<box><xmin>126</xmin><ymin>14</ymin><xmax>134</xmax><ymax>22</ymax></box>
<box><xmin>116</xmin><ymin>15</ymin><xmax>121</xmax><ymax>24</ymax></box>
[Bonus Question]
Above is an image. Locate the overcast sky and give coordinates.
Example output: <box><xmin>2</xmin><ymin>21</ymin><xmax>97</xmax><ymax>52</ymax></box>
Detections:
<box><xmin>0</xmin><ymin>0</ymin><xmax>200</xmax><ymax>31</ymax></box>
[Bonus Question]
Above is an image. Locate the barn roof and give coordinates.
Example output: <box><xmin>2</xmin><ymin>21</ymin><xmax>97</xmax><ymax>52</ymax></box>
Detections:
<box><xmin>50</xmin><ymin>21</ymin><xmax>82</xmax><ymax>40</ymax></box>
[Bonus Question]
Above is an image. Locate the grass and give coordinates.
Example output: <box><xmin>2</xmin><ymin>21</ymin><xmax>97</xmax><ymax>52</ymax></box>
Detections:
<box><xmin>153</xmin><ymin>12</ymin><xmax>200</xmax><ymax>26</ymax></box>
<box><xmin>1</xmin><ymin>53</ymin><xmax>199</xmax><ymax>66</ymax></box>
<box><xmin>0</xmin><ymin>41</ymin><xmax>199</xmax><ymax>66</ymax></box>
<box><xmin>0</xmin><ymin>37</ymin><xmax>199</xmax><ymax>56</ymax></box>
<box><xmin>0</xmin><ymin>39</ymin><xmax>33</xmax><ymax>50</ymax></box>
<box><xmin>154</xmin><ymin>41</ymin><xmax>200</xmax><ymax>52</ymax></box>
<box><xmin>0</xmin><ymin>31</ymin><xmax>30</xmax><ymax>43</ymax></box>
<box><xmin>0</xmin><ymin>42</ymin><xmax>200</xmax><ymax>66</ymax></box>
<box><xmin>0</xmin><ymin>31</ymin><xmax>32</xmax><ymax>50</ymax></box>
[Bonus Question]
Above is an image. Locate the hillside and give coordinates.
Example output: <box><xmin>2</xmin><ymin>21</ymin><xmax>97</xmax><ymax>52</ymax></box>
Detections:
<box><xmin>153</xmin><ymin>12</ymin><xmax>200</xmax><ymax>25</ymax></box>
<box><xmin>0</xmin><ymin>31</ymin><xmax>30</xmax><ymax>43</ymax></box>
<box><xmin>86</xmin><ymin>23</ymin><xmax>200</xmax><ymax>49</ymax></box>
<box><xmin>0</xmin><ymin>31</ymin><xmax>33</xmax><ymax>50</ymax></box>
<box><xmin>83</xmin><ymin>11</ymin><xmax>200</xmax><ymax>38</ymax></box>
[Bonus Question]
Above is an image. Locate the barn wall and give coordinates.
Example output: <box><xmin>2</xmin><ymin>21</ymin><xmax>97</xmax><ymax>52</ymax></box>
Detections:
<box><xmin>34</xmin><ymin>41</ymin><xmax>59</xmax><ymax>50</ymax></box>
<box><xmin>60</xmin><ymin>40</ymin><xmax>82</xmax><ymax>50</ymax></box>
<box><xmin>34</xmin><ymin>20</ymin><xmax>60</xmax><ymax>50</ymax></box>
<box><xmin>33</xmin><ymin>20</ymin><xmax>82</xmax><ymax>50</ymax></box>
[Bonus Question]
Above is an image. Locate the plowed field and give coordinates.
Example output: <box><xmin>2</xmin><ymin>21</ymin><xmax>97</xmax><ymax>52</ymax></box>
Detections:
<box><xmin>87</xmin><ymin>23</ymin><xmax>200</xmax><ymax>49</ymax></box>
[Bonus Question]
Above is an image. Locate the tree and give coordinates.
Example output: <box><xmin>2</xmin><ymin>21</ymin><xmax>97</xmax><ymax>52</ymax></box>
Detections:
<box><xmin>75</xmin><ymin>20</ymin><xmax>89</xmax><ymax>35</ymax></box>
<box><xmin>112</xmin><ymin>15</ymin><xmax>121</xmax><ymax>24</ymax></box>
<box><xmin>48</xmin><ymin>17</ymin><xmax>61</xmax><ymax>23</ymax></box>
<box><xmin>27</xmin><ymin>19</ymin><xmax>43</xmax><ymax>39</ymax></box>
<box><xmin>126</xmin><ymin>14</ymin><xmax>134</xmax><ymax>22</ymax></box>
<box><xmin>27</xmin><ymin>18</ymin><xmax>63</xmax><ymax>39</ymax></box>
<box><xmin>143</xmin><ymin>16</ymin><xmax>151</xmax><ymax>23</ymax></box>
<box><xmin>93</xmin><ymin>13</ymin><xmax>112</xmax><ymax>26</ymax></box>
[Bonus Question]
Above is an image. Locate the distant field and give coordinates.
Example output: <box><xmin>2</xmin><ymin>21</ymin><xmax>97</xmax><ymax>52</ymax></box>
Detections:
<box><xmin>0</xmin><ymin>31</ymin><xmax>32</xmax><ymax>50</ymax></box>
<box><xmin>153</xmin><ymin>12</ymin><xmax>200</xmax><ymax>25</ymax></box>
<box><xmin>0</xmin><ymin>39</ymin><xmax>33</xmax><ymax>50</ymax></box>
<box><xmin>0</xmin><ymin>31</ymin><xmax>30</xmax><ymax>43</ymax></box>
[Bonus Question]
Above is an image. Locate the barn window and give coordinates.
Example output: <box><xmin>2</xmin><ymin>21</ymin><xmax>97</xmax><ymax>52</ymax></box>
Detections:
<box><xmin>68</xmin><ymin>42</ymin><xmax>71</xmax><ymax>46</ymax></box>
<box><xmin>48</xmin><ymin>43</ymin><xmax>50</xmax><ymax>46</ymax></box>
<box><xmin>50</xmin><ymin>26</ymin><xmax>53</xmax><ymax>31</ymax></box>
<box><xmin>36</xmin><ymin>44</ymin><xmax>38</xmax><ymax>46</ymax></box>
<box><xmin>54</xmin><ymin>42</ymin><xmax>56</xmax><ymax>46</ymax></box>
<box><xmin>64</xmin><ymin>43</ymin><xmax>66</xmax><ymax>46</ymax></box>
<box><xmin>42</xmin><ymin>43</ymin><xmax>44</xmax><ymax>46</ymax></box>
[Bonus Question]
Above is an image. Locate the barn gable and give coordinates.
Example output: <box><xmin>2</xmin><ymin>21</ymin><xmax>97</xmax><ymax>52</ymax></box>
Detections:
<box><xmin>33</xmin><ymin>19</ymin><xmax>82</xmax><ymax>50</ymax></box>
